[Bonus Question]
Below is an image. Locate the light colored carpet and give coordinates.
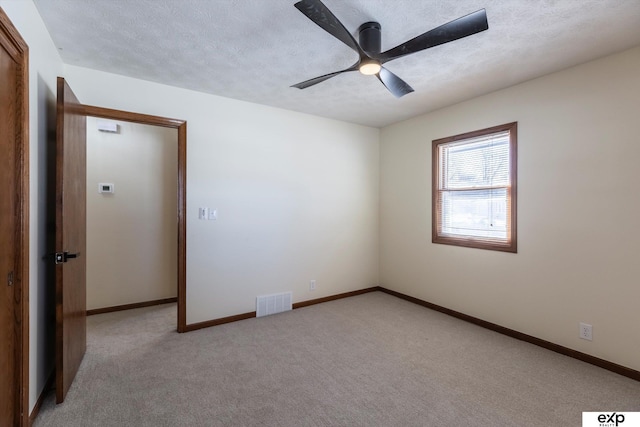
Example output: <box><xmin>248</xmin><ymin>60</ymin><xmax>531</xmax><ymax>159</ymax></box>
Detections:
<box><xmin>34</xmin><ymin>292</ymin><xmax>640</xmax><ymax>426</ymax></box>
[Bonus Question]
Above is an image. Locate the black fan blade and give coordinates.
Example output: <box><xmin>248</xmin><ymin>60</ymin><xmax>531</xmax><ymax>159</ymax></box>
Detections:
<box><xmin>294</xmin><ymin>0</ymin><xmax>364</xmax><ymax>56</ymax></box>
<box><xmin>292</xmin><ymin>64</ymin><xmax>359</xmax><ymax>89</ymax></box>
<box><xmin>377</xmin><ymin>9</ymin><xmax>488</xmax><ymax>63</ymax></box>
<box><xmin>377</xmin><ymin>67</ymin><xmax>414</xmax><ymax>98</ymax></box>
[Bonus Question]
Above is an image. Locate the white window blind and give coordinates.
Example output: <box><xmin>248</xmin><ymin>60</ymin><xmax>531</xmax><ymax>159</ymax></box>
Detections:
<box><xmin>434</xmin><ymin>127</ymin><xmax>515</xmax><ymax>249</ymax></box>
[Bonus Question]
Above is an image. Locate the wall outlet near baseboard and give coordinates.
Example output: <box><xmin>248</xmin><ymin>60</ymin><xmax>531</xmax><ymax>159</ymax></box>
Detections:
<box><xmin>309</xmin><ymin>280</ymin><xmax>316</xmax><ymax>291</ymax></box>
<box><xmin>579</xmin><ymin>322</ymin><xmax>593</xmax><ymax>341</ymax></box>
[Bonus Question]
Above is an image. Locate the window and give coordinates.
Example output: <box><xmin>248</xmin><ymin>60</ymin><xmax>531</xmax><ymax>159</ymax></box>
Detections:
<box><xmin>432</xmin><ymin>122</ymin><xmax>517</xmax><ymax>252</ymax></box>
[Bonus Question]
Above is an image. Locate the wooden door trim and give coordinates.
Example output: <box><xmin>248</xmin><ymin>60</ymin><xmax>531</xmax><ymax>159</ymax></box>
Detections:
<box><xmin>0</xmin><ymin>7</ymin><xmax>29</xmax><ymax>426</ymax></box>
<box><xmin>81</xmin><ymin>104</ymin><xmax>187</xmax><ymax>332</ymax></box>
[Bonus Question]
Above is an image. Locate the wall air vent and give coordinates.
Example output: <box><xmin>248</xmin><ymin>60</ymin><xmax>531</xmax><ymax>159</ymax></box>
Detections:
<box><xmin>256</xmin><ymin>292</ymin><xmax>292</xmax><ymax>317</ymax></box>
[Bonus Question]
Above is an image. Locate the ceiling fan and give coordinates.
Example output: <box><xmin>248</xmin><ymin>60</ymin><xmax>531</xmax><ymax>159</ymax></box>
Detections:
<box><xmin>291</xmin><ymin>0</ymin><xmax>489</xmax><ymax>98</ymax></box>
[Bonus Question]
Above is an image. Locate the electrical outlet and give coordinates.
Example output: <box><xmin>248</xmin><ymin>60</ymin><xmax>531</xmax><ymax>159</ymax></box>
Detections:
<box><xmin>309</xmin><ymin>280</ymin><xmax>316</xmax><ymax>291</ymax></box>
<box><xmin>579</xmin><ymin>322</ymin><xmax>593</xmax><ymax>341</ymax></box>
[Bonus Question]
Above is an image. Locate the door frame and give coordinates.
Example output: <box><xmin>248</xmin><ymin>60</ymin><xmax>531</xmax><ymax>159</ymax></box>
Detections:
<box><xmin>82</xmin><ymin>105</ymin><xmax>187</xmax><ymax>331</ymax></box>
<box><xmin>0</xmin><ymin>7</ymin><xmax>29</xmax><ymax>426</ymax></box>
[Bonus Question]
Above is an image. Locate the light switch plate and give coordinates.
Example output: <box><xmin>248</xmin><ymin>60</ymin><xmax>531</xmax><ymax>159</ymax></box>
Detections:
<box><xmin>199</xmin><ymin>207</ymin><xmax>209</xmax><ymax>220</ymax></box>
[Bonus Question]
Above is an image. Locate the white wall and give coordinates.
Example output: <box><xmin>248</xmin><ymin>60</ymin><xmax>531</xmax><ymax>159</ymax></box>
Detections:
<box><xmin>13</xmin><ymin>0</ymin><xmax>637</xmax><ymax>412</ymax></box>
<box><xmin>0</xmin><ymin>0</ymin><xmax>64</xmax><ymax>413</ymax></box>
<box><xmin>64</xmin><ymin>65</ymin><xmax>380</xmax><ymax>324</ymax></box>
<box><xmin>86</xmin><ymin>117</ymin><xmax>178</xmax><ymax>310</ymax></box>
<box><xmin>380</xmin><ymin>46</ymin><xmax>640</xmax><ymax>371</ymax></box>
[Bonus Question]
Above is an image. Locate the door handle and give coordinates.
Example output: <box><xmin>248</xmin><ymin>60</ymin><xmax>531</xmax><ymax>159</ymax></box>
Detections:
<box><xmin>58</xmin><ymin>251</ymin><xmax>79</xmax><ymax>264</ymax></box>
<box><xmin>49</xmin><ymin>251</ymin><xmax>80</xmax><ymax>264</ymax></box>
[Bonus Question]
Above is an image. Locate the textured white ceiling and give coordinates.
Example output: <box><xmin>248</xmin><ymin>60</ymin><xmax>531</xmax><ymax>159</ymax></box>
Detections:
<box><xmin>33</xmin><ymin>0</ymin><xmax>640</xmax><ymax>128</ymax></box>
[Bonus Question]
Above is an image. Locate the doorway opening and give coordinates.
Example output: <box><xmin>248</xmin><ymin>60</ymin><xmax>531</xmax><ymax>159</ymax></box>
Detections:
<box><xmin>82</xmin><ymin>105</ymin><xmax>187</xmax><ymax>332</ymax></box>
<box><xmin>85</xmin><ymin>117</ymin><xmax>178</xmax><ymax>318</ymax></box>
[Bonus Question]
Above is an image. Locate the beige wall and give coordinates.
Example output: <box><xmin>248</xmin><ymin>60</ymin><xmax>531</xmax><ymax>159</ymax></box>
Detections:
<box><xmin>380</xmin><ymin>46</ymin><xmax>640</xmax><ymax>371</ymax></box>
<box><xmin>63</xmin><ymin>65</ymin><xmax>380</xmax><ymax>325</ymax></box>
<box><xmin>86</xmin><ymin>117</ymin><xmax>178</xmax><ymax>310</ymax></box>
<box><xmin>0</xmin><ymin>0</ymin><xmax>64</xmax><ymax>412</ymax></box>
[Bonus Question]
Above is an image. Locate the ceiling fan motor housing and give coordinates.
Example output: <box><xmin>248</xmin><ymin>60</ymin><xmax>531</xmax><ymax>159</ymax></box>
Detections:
<box><xmin>358</xmin><ymin>22</ymin><xmax>381</xmax><ymax>55</ymax></box>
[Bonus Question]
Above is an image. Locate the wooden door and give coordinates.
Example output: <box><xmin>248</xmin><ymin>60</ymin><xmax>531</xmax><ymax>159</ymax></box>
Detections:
<box><xmin>0</xmin><ymin>22</ymin><xmax>19</xmax><ymax>425</ymax></box>
<box><xmin>55</xmin><ymin>77</ymin><xmax>87</xmax><ymax>403</ymax></box>
<box><xmin>0</xmin><ymin>8</ymin><xmax>29</xmax><ymax>426</ymax></box>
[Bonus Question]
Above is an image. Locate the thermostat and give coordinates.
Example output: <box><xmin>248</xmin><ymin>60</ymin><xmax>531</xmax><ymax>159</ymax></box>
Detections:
<box><xmin>98</xmin><ymin>183</ymin><xmax>114</xmax><ymax>194</ymax></box>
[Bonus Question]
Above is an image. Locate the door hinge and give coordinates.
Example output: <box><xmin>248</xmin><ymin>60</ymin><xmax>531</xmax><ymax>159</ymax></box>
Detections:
<box><xmin>7</xmin><ymin>271</ymin><xmax>14</xmax><ymax>287</ymax></box>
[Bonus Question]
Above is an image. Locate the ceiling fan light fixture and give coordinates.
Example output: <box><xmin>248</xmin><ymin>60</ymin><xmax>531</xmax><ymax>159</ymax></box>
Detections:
<box><xmin>359</xmin><ymin>60</ymin><xmax>381</xmax><ymax>75</ymax></box>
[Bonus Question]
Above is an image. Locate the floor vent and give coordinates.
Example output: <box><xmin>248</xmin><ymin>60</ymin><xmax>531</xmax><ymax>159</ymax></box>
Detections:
<box><xmin>256</xmin><ymin>292</ymin><xmax>292</xmax><ymax>317</ymax></box>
